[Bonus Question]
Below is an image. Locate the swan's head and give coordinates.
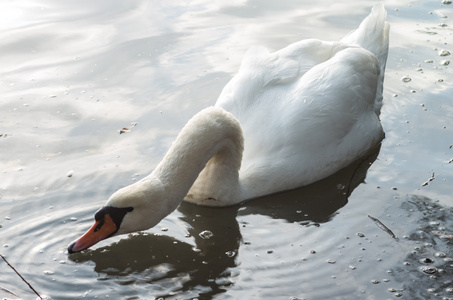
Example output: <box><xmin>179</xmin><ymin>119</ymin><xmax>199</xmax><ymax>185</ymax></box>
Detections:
<box><xmin>67</xmin><ymin>176</ymin><xmax>172</xmax><ymax>253</ymax></box>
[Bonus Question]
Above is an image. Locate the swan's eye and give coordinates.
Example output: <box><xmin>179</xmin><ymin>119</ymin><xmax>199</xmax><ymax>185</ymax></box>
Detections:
<box><xmin>94</xmin><ymin>218</ymin><xmax>105</xmax><ymax>232</ymax></box>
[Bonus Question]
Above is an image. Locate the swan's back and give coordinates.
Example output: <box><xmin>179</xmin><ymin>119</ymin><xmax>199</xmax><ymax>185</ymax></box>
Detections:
<box><xmin>215</xmin><ymin>4</ymin><xmax>389</xmax><ymax>200</ymax></box>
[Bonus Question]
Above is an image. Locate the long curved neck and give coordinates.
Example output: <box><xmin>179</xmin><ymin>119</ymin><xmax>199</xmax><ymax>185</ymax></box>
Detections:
<box><xmin>152</xmin><ymin>107</ymin><xmax>244</xmax><ymax>206</ymax></box>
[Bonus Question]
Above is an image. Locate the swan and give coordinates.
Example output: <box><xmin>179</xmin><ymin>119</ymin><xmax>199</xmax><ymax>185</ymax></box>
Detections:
<box><xmin>68</xmin><ymin>4</ymin><xmax>389</xmax><ymax>253</ymax></box>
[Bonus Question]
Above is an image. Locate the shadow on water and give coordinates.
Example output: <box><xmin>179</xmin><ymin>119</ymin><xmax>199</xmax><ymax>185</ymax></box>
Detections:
<box><xmin>69</xmin><ymin>144</ymin><xmax>381</xmax><ymax>299</ymax></box>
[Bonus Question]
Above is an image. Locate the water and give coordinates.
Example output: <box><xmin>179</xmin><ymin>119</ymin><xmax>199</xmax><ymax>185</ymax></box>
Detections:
<box><xmin>1</xmin><ymin>0</ymin><xmax>453</xmax><ymax>299</ymax></box>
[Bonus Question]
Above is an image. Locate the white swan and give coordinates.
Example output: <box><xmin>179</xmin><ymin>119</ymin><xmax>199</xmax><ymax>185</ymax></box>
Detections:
<box><xmin>68</xmin><ymin>4</ymin><xmax>389</xmax><ymax>253</ymax></box>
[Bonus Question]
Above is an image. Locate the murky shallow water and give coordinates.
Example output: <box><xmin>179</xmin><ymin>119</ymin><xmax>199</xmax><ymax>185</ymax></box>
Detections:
<box><xmin>1</xmin><ymin>0</ymin><xmax>452</xmax><ymax>299</ymax></box>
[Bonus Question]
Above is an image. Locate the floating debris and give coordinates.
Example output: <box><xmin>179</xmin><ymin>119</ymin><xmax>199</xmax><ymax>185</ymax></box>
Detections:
<box><xmin>118</xmin><ymin>122</ymin><xmax>138</xmax><ymax>134</ymax></box>
<box><xmin>0</xmin><ymin>253</ymin><xmax>45</xmax><ymax>299</ymax></box>
<box><xmin>368</xmin><ymin>215</ymin><xmax>398</xmax><ymax>239</ymax></box>
<box><xmin>432</xmin><ymin>231</ymin><xmax>453</xmax><ymax>239</ymax></box>
<box><xmin>439</xmin><ymin>49</ymin><xmax>451</xmax><ymax>56</ymax></box>
<box><xmin>119</xmin><ymin>128</ymin><xmax>130</xmax><ymax>134</ymax></box>
<box><xmin>421</xmin><ymin>173</ymin><xmax>435</xmax><ymax>186</ymax></box>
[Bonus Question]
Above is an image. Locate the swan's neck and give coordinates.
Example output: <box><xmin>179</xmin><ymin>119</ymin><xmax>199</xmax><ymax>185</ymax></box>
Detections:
<box><xmin>153</xmin><ymin>107</ymin><xmax>244</xmax><ymax>206</ymax></box>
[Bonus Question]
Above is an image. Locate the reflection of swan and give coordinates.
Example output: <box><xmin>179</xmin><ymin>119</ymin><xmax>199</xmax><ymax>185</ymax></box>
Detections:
<box><xmin>68</xmin><ymin>5</ymin><xmax>389</xmax><ymax>253</ymax></box>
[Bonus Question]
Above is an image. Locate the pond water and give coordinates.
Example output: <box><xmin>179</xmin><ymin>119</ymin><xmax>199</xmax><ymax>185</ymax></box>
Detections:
<box><xmin>1</xmin><ymin>0</ymin><xmax>452</xmax><ymax>299</ymax></box>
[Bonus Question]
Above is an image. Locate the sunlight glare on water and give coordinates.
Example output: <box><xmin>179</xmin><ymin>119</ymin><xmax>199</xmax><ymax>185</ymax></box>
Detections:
<box><xmin>0</xmin><ymin>0</ymin><xmax>452</xmax><ymax>299</ymax></box>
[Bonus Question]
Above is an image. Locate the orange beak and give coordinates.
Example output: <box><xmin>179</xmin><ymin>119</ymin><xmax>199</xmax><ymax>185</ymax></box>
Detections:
<box><xmin>67</xmin><ymin>214</ymin><xmax>117</xmax><ymax>254</ymax></box>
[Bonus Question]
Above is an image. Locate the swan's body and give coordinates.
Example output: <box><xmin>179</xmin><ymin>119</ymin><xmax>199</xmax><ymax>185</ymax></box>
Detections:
<box><xmin>68</xmin><ymin>5</ymin><xmax>390</xmax><ymax>253</ymax></box>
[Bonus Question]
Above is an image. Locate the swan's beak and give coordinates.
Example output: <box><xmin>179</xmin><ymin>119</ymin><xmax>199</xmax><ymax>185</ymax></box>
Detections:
<box><xmin>67</xmin><ymin>214</ymin><xmax>117</xmax><ymax>254</ymax></box>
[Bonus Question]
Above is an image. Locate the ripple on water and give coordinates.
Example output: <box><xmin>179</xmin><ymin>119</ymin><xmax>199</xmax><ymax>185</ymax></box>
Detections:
<box><xmin>0</xmin><ymin>190</ymin><xmax>104</xmax><ymax>299</ymax></box>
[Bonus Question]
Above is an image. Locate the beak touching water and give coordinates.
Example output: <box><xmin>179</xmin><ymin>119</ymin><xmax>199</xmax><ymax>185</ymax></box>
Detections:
<box><xmin>67</xmin><ymin>214</ymin><xmax>117</xmax><ymax>253</ymax></box>
<box><xmin>67</xmin><ymin>206</ymin><xmax>133</xmax><ymax>254</ymax></box>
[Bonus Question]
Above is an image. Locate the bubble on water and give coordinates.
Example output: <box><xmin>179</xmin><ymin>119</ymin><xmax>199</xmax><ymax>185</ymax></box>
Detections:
<box><xmin>425</xmin><ymin>59</ymin><xmax>434</xmax><ymax>63</ymax></box>
<box><xmin>434</xmin><ymin>252</ymin><xmax>446</xmax><ymax>258</ymax></box>
<box><xmin>66</xmin><ymin>170</ymin><xmax>73</xmax><ymax>177</ymax></box>
<box><xmin>336</xmin><ymin>184</ymin><xmax>345</xmax><ymax>190</ymax></box>
<box><xmin>442</xmin><ymin>0</ymin><xmax>452</xmax><ymax>4</ymax></box>
<box><xmin>161</xmin><ymin>228</ymin><xmax>168</xmax><ymax>232</ymax></box>
<box><xmin>371</xmin><ymin>279</ymin><xmax>380</xmax><ymax>284</ymax></box>
<box><xmin>69</xmin><ymin>217</ymin><xmax>77</xmax><ymax>221</ymax></box>
<box><xmin>43</xmin><ymin>270</ymin><xmax>54</xmax><ymax>275</ymax></box>
<box><xmin>420</xmin><ymin>266</ymin><xmax>437</xmax><ymax>274</ymax></box>
<box><xmin>357</xmin><ymin>232</ymin><xmax>365</xmax><ymax>237</ymax></box>
<box><xmin>310</xmin><ymin>249</ymin><xmax>316</xmax><ymax>254</ymax></box>
<box><xmin>225</xmin><ymin>251</ymin><xmax>235</xmax><ymax>257</ymax></box>
<box><xmin>327</xmin><ymin>259</ymin><xmax>336</xmax><ymax>264</ymax></box>
<box><xmin>419</xmin><ymin>257</ymin><xmax>434</xmax><ymax>264</ymax></box>
<box><xmin>349</xmin><ymin>265</ymin><xmax>356</xmax><ymax>270</ymax></box>
<box><xmin>401</xmin><ymin>76</ymin><xmax>412</xmax><ymax>82</ymax></box>
<box><xmin>199</xmin><ymin>230</ymin><xmax>213</xmax><ymax>239</ymax></box>
<box><xmin>267</xmin><ymin>250</ymin><xmax>273</xmax><ymax>254</ymax></box>
<box><xmin>441</xmin><ymin>60</ymin><xmax>450</xmax><ymax>65</ymax></box>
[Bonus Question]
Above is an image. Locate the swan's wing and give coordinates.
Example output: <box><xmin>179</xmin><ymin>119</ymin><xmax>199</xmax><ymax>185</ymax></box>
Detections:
<box><xmin>238</xmin><ymin>46</ymin><xmax>384</xmax><ymax>197</ymax></box>
<box><xmin>215</xmin><ymin>39</ymin><xmax>341</xmax><ymax>114</ymax></box>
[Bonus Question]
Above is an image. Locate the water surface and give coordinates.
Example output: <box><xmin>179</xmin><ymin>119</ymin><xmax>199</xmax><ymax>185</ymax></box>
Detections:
<box><xmin>1</xmin><ymin>0</ymin><xmax>453</xmax><ymax>299</ymax></box>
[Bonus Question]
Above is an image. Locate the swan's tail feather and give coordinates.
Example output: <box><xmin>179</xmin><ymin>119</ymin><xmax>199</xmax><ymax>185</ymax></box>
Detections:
<box><xmin>341</xmin><ymin>4</ymin><xmax>390</xmax><ymax>115</ymax></box>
